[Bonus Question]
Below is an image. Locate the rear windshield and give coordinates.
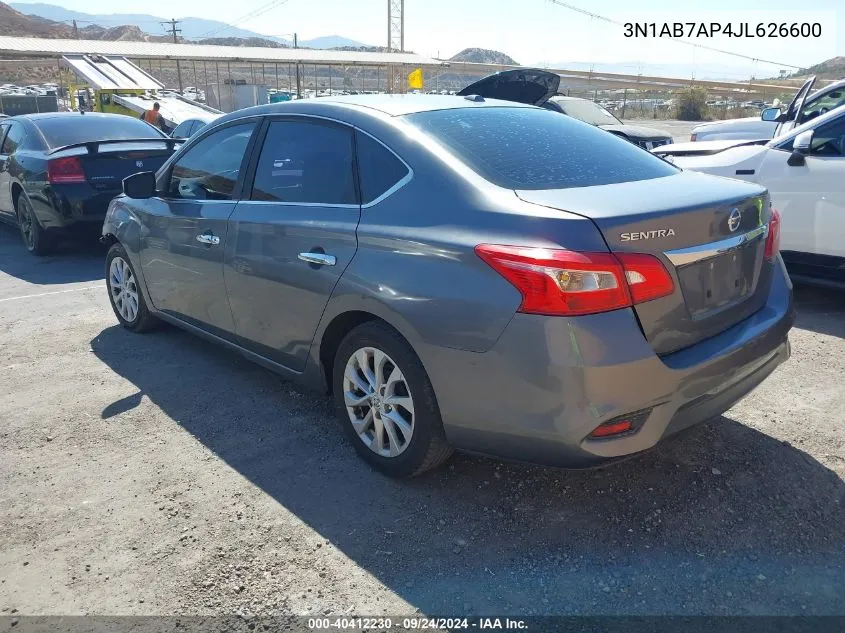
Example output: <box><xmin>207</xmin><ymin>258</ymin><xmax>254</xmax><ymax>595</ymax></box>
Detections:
<box><xmin>36</xmin><ymin>115</ymin><xmax>165</xmax><ymax>148</ymax></box>
<box><xmin>404</xmin><ymin>107</ymin><xmax>678</xmax><ymax>190</ymax></box>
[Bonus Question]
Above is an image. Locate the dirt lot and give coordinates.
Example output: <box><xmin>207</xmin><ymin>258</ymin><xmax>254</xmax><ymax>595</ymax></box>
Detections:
<box><xmin>1</xmin><ymin>222</ymin><xmax>844</xmax><ymax>620</ymax></box>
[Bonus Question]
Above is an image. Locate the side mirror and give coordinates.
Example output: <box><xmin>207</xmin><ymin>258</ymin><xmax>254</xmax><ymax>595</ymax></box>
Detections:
<box><xmin>122</xmin><ymin>171</ymin><xmax>157</xmax><ymax>199</ymax></box>
<box><xmin>761</xmin><ymin>107</ymin><xmax>782</xmax><ymax>122</ymax></box>
<box><xmin>787</xmin><ymin>130</ymin><xmax>813</xmax><ymax>167</ymax></box>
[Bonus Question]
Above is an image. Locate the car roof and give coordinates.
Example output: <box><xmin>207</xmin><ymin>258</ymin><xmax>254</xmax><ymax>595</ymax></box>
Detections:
<box><xmin>317</xmin><ymin>93</ymin><xmax>536</xmax><ymax>116</ymax></box>
<box><xmin>224</xmin><ymin>94</ymin><xmax>534</xmax><ymax>121</ymax></box>
<box><xmin>15</xmin><ymin>112</ymin><xmax>134</xmax><ymax>123</ymax></box>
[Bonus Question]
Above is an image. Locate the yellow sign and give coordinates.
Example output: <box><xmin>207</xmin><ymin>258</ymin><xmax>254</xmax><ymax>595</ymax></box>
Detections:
<box><xmin>408</xmin><ymin>68</ymin><xmax>424</xmax><ymax>90</ymax></box>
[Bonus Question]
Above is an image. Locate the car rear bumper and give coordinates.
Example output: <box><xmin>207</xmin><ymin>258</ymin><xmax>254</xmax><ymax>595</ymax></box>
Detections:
<box><xmin>31</xmin><ymin>186</ymin><xmax>119</xmax><ymax>233</ymax></box>
<box><xmin>421</xmin><ymin>254</ymin><xmax>794</xmax><ymax>468</ymax></box>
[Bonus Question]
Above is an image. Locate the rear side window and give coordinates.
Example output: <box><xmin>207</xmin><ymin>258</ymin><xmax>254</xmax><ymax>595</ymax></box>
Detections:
<box><xmin>1</xmin><ymin>122</ymin><xmax>27</xmax><ymax>154</ymax></box>
<box><xmin>356</xmin><ymin>131</ymin><xmax>409</xmax><ymax>204</ymax></box>
<box><xmin>250</xmin><ymin>119</ymin><xmax>356</xmax><ymax>205</ymax></box>
<box><xmin>405</xmin><ymin>107</ymin><xmax>678</xmax><ymax>190</ymax></box>
<box><xmin>168</xmin><ymin>122</ymin><xmax>256</xmax><ymax>200</ymax></box>
<box><xmin>36</xmin><ymin>115</ymin><xmax>164</xmax><ymax>148</ymax></box>
<box><xmin>171</xmin><ymin>120</ymin><xmax>194</xmax><ymax>139</ymax></box>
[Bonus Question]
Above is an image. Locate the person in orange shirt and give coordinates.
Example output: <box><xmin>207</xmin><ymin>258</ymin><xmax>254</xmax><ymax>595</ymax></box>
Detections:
<box><xmin>140</xmin><ymin>102</ymin><xmax>166</xmax><ymax>130</ymax></box>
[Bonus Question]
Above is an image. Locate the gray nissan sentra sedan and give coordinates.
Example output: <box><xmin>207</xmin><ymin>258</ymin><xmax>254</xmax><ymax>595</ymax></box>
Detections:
<box><xmin>102</xmin><ymin>94</ymin><xmax>793</xmax><ymax>477</ymax></box>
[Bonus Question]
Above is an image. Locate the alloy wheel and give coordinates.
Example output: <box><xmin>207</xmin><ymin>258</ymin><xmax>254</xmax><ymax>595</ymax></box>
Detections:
<box><xmin>343</xmin><ymin>346</ymin><xmax>415</xmax><ymax>457</ymax></box>
<box><xmin>109</xmin><ymin>256</ymin><xmax>140</xmax><ymax>323</ymax></box>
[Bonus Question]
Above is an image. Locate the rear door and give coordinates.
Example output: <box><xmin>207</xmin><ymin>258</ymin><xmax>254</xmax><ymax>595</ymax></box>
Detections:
<box><xmin>140</xmin><ymin>120</ymin><xmax>259</xmax><ymax>338</ymax></box>
<box><xmin>224</xmin><ymin>117</ymin><xmax>360</xmax><ymax>371</ymax></box>
<box><xmin>0</xmin><ymin>121</ymin><xmax>26</xmax><ymax>219</ymax></box>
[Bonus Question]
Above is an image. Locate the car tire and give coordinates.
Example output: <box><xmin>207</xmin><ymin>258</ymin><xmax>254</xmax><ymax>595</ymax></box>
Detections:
<box><xmin>333</xmin><ymin>321</ymin><xmax>453</xmax><ymax>477</ymax></box>
<box><xmin>105</xmin><ymin>243</ymin><xmax>157</xmax><ymax>333</ymax></box>
<box><xmin>16</xmin><ymin>195</ymin><xmax>53</xmax><ymax>256</ymax></box>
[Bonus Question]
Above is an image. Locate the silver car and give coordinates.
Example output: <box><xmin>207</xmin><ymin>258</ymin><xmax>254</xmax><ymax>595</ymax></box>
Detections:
<box><xmin>103</xmin><ymin>94</ymin><xmax>793</xmax><ymax>477</ymax></box>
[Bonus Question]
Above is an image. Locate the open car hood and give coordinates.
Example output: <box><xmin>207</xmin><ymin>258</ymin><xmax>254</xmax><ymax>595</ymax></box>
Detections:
<box><xmin>457</xmin><ymin>68</ymin><xmax>560</xmax><ymax>106</ymax></box>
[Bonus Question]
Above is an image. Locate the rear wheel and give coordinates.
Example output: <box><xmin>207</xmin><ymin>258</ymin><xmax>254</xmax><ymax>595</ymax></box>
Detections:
<box><xmin>106</xmin><ymin>243</ymin><xmax>157</xmax><ymax>333</ymax></box>
<box><xmin>333</xmin><ymin>322</ymin><xmax>453</xmax><ymax>477</ymax></box>
<box><xmin>16</xmin><ymin>195</ymin><xmax>52</xmax><ymax>256</ymax></box>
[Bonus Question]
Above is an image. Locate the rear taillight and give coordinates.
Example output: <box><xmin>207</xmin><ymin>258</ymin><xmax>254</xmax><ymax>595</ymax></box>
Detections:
<box><xmin>475</xmin><ymin>244</ymin><xmax>674</xmax><ymax>317</ymax></box>
<box><xmin>47</xmin><ymin>156</ymin><xmax>85</xmax><ymax>184</ymax></box>
<box><xmin>616</xmin><ymin>252</ymin><xmax>675</xmax><ymax>304</ymax></box>
<box><xmin>764</xmin><ymin>208</ymin><xmax>781</xmax><ymax>260</ymax></box>
<box><xmin>690</xmin><ymin>133</ymin><xmax>697</xmax><ymax>141</ymax></box>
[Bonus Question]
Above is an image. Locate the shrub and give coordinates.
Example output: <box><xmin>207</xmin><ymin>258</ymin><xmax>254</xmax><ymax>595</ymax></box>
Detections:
<box><xmin>674</xmin><ymin>87</ymin><xmax>708</xmax><ymax>121</ymax></box>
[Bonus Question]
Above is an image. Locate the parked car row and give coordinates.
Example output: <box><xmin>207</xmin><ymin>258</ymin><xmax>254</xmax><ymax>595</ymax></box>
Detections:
<box><xmin>0</xmin><ymin>75</ymin><xmax>797</xmax><ymax>478</ymax></box>
<box><xmin>690</xmin><ymin>75</ymin><xmax>845</xmax><ymax>142</ymax></box>
<box><xmin>655</xmin><ymin>102</ymin><xmax>845</xmax><ymax>286</ymax></box>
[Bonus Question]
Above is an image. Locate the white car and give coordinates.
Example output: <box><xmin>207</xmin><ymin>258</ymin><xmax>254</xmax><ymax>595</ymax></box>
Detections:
<box><xmin>655</xmin><ymin>104</ymin><xmax>845</xmax><ymax>285</ymax></box>
<box><xmin>690</xmin><ymin>76</ymin><xmax>845</xmax><ymax>142</ymax></box>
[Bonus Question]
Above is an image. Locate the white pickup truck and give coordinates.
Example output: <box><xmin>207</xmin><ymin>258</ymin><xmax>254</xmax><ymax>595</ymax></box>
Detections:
<box><xmin>690</xmin><ymin>76</ymin><xmax>845</xmax><ymax>142</ymax></box>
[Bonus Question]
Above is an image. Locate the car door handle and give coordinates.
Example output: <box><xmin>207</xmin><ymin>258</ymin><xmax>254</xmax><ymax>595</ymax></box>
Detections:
<box><xmin>298</xmin><ymin>252</ymin><xmax>336</xmax><ymax>266</ymax></box>
<box><xmin>196</xmin><ymin>233</ymin><xmax>220</xmax><ymax>245</ymax></box>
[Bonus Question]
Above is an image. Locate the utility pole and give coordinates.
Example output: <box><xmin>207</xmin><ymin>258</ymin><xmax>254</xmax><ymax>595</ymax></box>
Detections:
<box><xmin>293</xmin><ymin>33</ymin><xmax>301</xmax><ymax>99</ymax></box>
<box><xmin>162</xmin><ymin>18</ymin><xmax>183</xmax><ymax>92</ymax></box>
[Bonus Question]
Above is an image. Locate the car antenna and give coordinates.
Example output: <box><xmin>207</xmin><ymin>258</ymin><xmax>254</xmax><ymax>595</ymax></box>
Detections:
<box><xmin>463</xmin><ymin>94</ymin><xmax>484</xmax><ymax>102</ymax></box>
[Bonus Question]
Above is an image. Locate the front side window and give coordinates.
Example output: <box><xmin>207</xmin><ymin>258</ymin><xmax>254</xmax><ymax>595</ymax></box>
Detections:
<box><xmin>0</xmin><ymin>124</ymin><xmax>8</xmax><ymax>152</ymax></box>
<box><xmin>802</xmin><ymin>90</ymin><xmax>845</xmax><ymax>123</ymax></box>
<box><xmin>405</xmin><ymin>106</ymin><xmax>678</xmax><ymax>190</ymax></box>
<box><xmin>1</xmin><ymin>122</ymin><xmax>27</xmax><ymax>155</ymax></box>
<box><xmin>168</xmin><ymin>122</ymin><xmax>256</xmax><ymax>200</ymax></box>
<box><xmin>250</xmin><ymin>119</ymin><xmax>355</xmax><ymax>205</ymax></box>
<box><xmin>356</xmin><ymin>131</ymin><xmax>409</xmax><ymax>204</ymax></box>
<box><xmin>807</xmin><ymin>117</ymin><xmax>845</xmax><ymax>157</ymax></box>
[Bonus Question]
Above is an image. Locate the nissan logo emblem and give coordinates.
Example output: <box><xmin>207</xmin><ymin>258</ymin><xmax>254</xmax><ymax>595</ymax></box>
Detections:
<box><xmin>728</xmin><ymin>208</ymin><xmax>742</xmax><ymax>233</ymax></box>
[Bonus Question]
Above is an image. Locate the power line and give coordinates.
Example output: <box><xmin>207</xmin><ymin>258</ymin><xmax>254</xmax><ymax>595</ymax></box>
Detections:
<box><xmin>198</xmin><ymin>0</ymin><xmax>293</xmax><ymax>39</ymax></box>
<box><xmin>546</xmin><ymin>0</ymin><xmax>804</xmax><ymax>71</ymax></box>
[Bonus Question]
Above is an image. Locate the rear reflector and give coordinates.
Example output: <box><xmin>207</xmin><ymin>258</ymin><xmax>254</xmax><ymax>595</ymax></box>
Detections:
<box><xmin>47</xmin><ymin>156</ymin><xmax>86</xmax><ymax>184</ymax></box>
<box><xmin>764</xmin><ymin>208</ymin><xmax>781</xmax><ymax>260</ymax></box>
<box><xmin>475</xmin><ymin>244</ymin><xmax>674</xmax><ymax>317</ymax></box>
<box><xmin>588</xmin><ymin>409</ymin><xmax>652</xmax><ymax>439</ymax></box>
<box><xmin>589</xmin><ymin>419</ymin><xmax>633</xmax><ymax>438</ymax></box>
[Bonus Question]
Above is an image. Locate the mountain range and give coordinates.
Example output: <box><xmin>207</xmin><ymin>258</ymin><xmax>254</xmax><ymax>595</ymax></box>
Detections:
<box><xmin>8</xmin><ymin>2</ymin><xmax>368</xmax><ymax>49</ymax></box>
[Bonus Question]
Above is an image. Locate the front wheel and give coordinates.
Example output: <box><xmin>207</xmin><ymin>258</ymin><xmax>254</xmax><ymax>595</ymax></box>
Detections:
<box><xmin>333</xmin><ymin>322</ymin><xmax>453</xmax><ymax>477</ymax></box>
<box><xmin>106</xmin><ymin>243</ymin><xmax>157</xmax><ymax>333</ymax></box>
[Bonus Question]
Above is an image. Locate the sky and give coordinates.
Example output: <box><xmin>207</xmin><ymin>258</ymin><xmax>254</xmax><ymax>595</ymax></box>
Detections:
<box><xmin>14</xmin><ymin>0</ymin><xmax>843</xmax><ymax>75</ymax></box>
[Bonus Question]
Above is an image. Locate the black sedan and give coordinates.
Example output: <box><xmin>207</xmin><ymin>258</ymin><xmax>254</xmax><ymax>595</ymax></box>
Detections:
<box><xmin>0</xmin><ymin>112</ymin><xmax>179</xmax><ymax>255</ymax></box>
<box><xmin>458</xmin><ymin>69</ymin><xmax>673</xmax><ymax>149</ymax></box>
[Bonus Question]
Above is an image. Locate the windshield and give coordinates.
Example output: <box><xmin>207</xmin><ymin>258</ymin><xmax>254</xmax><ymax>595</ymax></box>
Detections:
<box><xmin>554</xmin><ymin>99</ymin><xmax>620</xmax><ymax>126</ymax></box>
<box><xmin>36</xmin><ymin>115</ymin><xmax>165</xmax><ymax>148</ymax></box>
<box><xmin>405</xmin><ymin>106</ymin><xmax>678</xmax><ymax>190</ymax></box>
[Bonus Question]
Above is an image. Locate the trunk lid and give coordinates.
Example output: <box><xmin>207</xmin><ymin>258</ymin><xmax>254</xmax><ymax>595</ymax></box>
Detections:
<box><xmin>50</xmin><ymin>140</ymin><xmax>175</xmax><ymax>192</ymax></box>
<box><xmin>517</xmin><ymin>171</ymin><xmax>774</xmax><ymax>355</ymax></box>
<box><xmin>457</xmin><ymin>68</ymin><xmax>560</xmax><ymax>106</ymax></box>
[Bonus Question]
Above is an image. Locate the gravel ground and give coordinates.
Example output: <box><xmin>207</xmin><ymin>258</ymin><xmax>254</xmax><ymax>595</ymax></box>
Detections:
<box><xmin>1</xmin><ymin>222</ymin><xmax>844</xmax><ymax>620</ymax></box>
